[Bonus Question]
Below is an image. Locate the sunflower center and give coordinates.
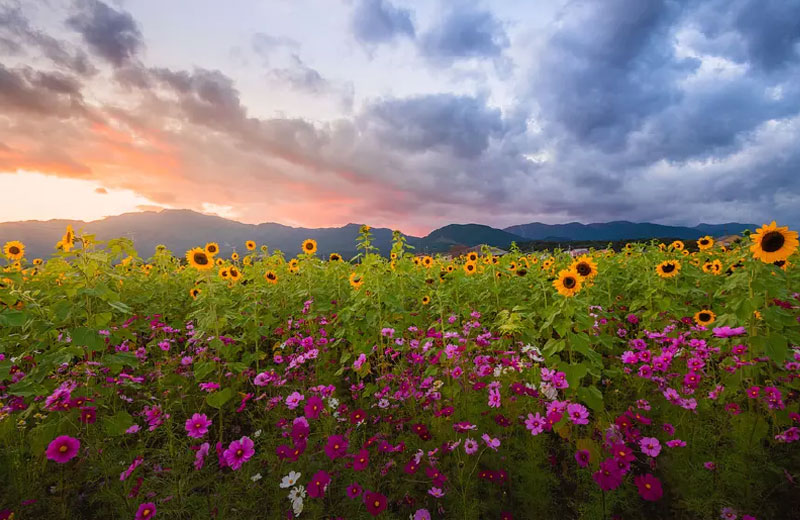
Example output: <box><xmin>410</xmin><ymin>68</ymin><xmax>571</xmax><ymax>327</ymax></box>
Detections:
<box><xmin>774</xmin><ymin>260</ymin><xmax>786</xmax><ymax>267</ymax></box>
<box><xmin>563</xmin><ymin>276</ymin><xmax>576</xmax><ymax>288</ymax></box>
<box><xmin>761</xmin><ymin>231</ymin><xmax>785</xmax><ymax>252</ymax></box>
<box><xmin>576</xmin><ymin>263</ymin><xmax>591</xmax><ymax>276</ymax></box>
<box><xmin>9</xmin><ymin>246</ymin><xmax>20</xmax><ymax>255</ymax></box>
<box><xmin>698</xmin><ymin>312</ymin><xmax>711</xmax><ymax>322</ymax></box>
<box><xmin>662</xmin><ymin>263</ymin><xmax>675</xmax><ymax>273</ymax></box>
<box><xmin>193</xmin><ymin>253</ymin><xmax>208</xmax><ymax>265</ymax></box>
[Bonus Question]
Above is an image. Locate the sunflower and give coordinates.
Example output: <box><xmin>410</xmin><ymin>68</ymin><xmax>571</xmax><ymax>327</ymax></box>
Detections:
<box><xmin>228</xmin><ymin>266</ymin><xmax>242</xmax><ymax>282</ymax></box>
<box><xmin>697</xmin><ymin>236</ymin><xmax>714</xmax><ymax>250</ymax></box>
<box><xmin>3</xmin><ymin>241</ymin><xmax>25</xmax><ymax>260</ymax></box>
<box><xmin>463</xmin><ymin>261</ymin><xmax>477</xmax><ymax>275</ymax></box>
<box><xmin>658</xmin><ymin>243</ymin><xmax>667</xmax><ymax>252</ymax></box>
<box><xmin>289</xmin><ymin>258</ymin><xmax>299</xmax><ymax>270</ymax></box>
<box><xmin>301</xmin><ymin>239</ymin><xmax>317</xmax><ymax>255</ymax></box>
<box><xmin>542</xmin><ymin>258</ymin><xmax>554</xmax><ymax>270</ymax></box>
<box><xmin>231</xmin><ymin>252</ymin><xmax>240</xmax><ymax>262</ymax></box>
<box><xmin>219</xmin><ymin>267</ymin><xmax>230</xmax><ymax>279</ymax></box>
<box><xmin>205</xmin><ymin>242</ymin><xmax>220</xmax><ymax>256</ymax></box>
<box><xmin>553</xmin><ymin>269</ymin><xmax>582</xmax><ymax>297</ymax></box>
<box><xmin>750</xmin><ymin>221</ymin><xmax>799</xmax><ymax>263</ymax></box>
<box><xmin>693</xmin><ymin>309</ymin><xmax>716</xmax><ymax>326</ymax></box>
<box><xmin>260</xmin><ymin>245</ymin><xmax>268</xmax><ymax>253</ymax></box>
<box><xmin>508</xmin><ymin>261</ymin><xmax>517</xmax><ymax>271</ymax></box>
<box><xmin>264</xmin><ymin>270</ymin><xmax>278</xmax><ymax>284</ymax></box>
<box><xmin>466</xmin><ymin>251</ymin><xmax>479</xmax><ymax>263</ymax></box>
<box><xmin>570</xmin><ymin>255</ymin><xmax>598</xmax><ymax>279</ymax></box>
<box><xmin>390</xmin><ymin>252</ymin><xmax>398</xmax><ymax>260</ymax></box>
<box><xmin>329</xmin><ymin>252</ymin><xmax>342</xmax><ymax>262</ymax></box>
<box><xmin>412</xmin><ymin>257</ymin><xmax>421</xmax><ymax>266</ymax></box>
<box><xmin>655</xmin><ymin>260</ymin><xmax>681</xmax><ymax>278</ymax></box>
<box><xmin>186</xmin><ymin>248</ymin><xmax>213</xmax><ymax>270</ymax></box>
<box><xmin>349</xmin><ymin>272</ymin><xmax>363</xmax><ymax>289</ymax></box>
<box><xmin>33</xmin><ymin>258</ymin><xmax>43</xmax><ymax>266</ymax></box>
<box><xmin>670</xmin><ymin>240</ymin><xmax>685</xmax><ymax>251</ymax></box>
<box><xmin>709</xmin><ymin>259</ymin><xmax>723</xmax><ymax>275</ymax></box>
<box><xmin>243</xmin><ymin>256</ymin><xmax>252</xmax><ymax>266</ymax></box>
<box><xmin>515</xmin><ymin>268</ymin><xmax>527</xmax><ymax>277</ymax></box>
<box><xmin>422</xmin><ymin>256</ymin><xmax>433</xmax><ymax>268</ymax></box>
<box><xmin>189</xmin><ymin>287</ymin><xmax>201</xmax><ymax>299</ymax></box>
<box><xmin>245</xmin><ymin>240</ymin><xmax>256</xmax><ymax>251</ymax></box>
<box><xmin>446</xmin><ymin>264</ymin><xmax>455</xmax><ymax>273</ymax></box>
<box><xmin>421</xmin><ymin>295</ymin><xmax>431</xmax><ymax>305</ymax></box>
<box><xmin>61</xmin><ymin>225</ymin><xmax>75</xmax><ymax>252</ymax></box>
<box><xmin>215</xmin><ymin>258</ymin><xmax>225</xmax><ymax>266</ymax></box>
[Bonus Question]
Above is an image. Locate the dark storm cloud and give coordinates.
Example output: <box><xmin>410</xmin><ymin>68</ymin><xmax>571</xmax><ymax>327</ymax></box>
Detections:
<box><xmin>350</xmin><ymin>0</ymin><xmax>415</xmax><ymax>45</ymax></box>
<box><xmin>361</xmin><ymin>94</ymin><xmax>507</xmax><ymax>158</ymax></box>
<box><xmin>66</xmin><ymin>0</ymin><xmax>143</xmax><ymax>67</ymax></box>
<box><xmin>419</xmin><ymin>5</ymin><xmax>508</xmax><ymax>62</ymax></box>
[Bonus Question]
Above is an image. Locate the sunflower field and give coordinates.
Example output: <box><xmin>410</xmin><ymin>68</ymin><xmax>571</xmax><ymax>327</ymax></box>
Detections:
<box><xmin>1</xmin><ymin>223</ymin><xmax>799</xmax><ymax>519</ymax></box>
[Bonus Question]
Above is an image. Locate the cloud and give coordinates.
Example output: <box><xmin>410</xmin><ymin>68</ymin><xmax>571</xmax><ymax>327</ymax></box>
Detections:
<box><xmin>0</xmin><ymin>2</ymin><xmax>95</xmax><ymax>75</ymax></box>
<box><xmin>251</xmin><ymin>32</ymin><xmax>299</xmax><ymax>64</ymax></box>
<box><xmin>0</xmin><ymin>63</ymin><xmax>86</xmax><ymax>117</ymax></box>
<box><xmin>350</xmin><ymin>0</ymin><xmax>415</xmax><ymax>46</ymax></box>
<box><xmin>360</xmin><ymin>93</ymin><xmax>507</xmax><ymax>158</ymax></box>
<box><xmin>66</xmin><ymin>0</ymin><xmax>143</xmax><ymax>67</ymax></box>
<box><xmin>419</xmin><ymin>5</ymin><xmax>508</xmax><ymax>63</ymax></box>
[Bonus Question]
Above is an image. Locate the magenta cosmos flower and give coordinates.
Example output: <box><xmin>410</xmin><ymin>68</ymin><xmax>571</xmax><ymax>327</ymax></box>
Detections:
<box><xmin>308</xmin><ymin>470</ymin><xmax>331</xmax><ymax>498</ymax></box>
<box><xmin>185</xmin><ymin>413</ymin><xmax>212</xmax><ymax>439</ymax></box>
<box><xmin>575</xmin><ymin>449</ymin><xmax>591</xmax><ymax>467</ymax></box>
<box><xmin>46</xmin><ymin>435</ymin><xmax>80</xmax><ymax>463</ymax></box>
<box><xmin>324</xmin><ymin>434</ymin><xmax>349</xmax><ymax>460</ymax></box>
<box><xmin>364</xmin><ymin>491</ymin><xmax>388</xmax><ymax>516</ymax></box>
<box><xmin>634</xmin><ymin>473</ymin><xmax>663</xmax><ymax>501</ymax></box>
<box><xmin>135</xmin><ymin>502</ymin><xmax>157</xmax><ymax>520</ymax></box>
<box><xmin>346</xmin><ymin>482</ymin><xmax>363</xmax><ymax>499</ymax></box>
<box><xmin>352</xmin><ymin>448</ymin><xmax>370</xmax><ymax>471</ymax></box>
<box><xmin>223</xmin><ymin>436</ymin><xmax>254</xmax><ymax>470</ymax></box>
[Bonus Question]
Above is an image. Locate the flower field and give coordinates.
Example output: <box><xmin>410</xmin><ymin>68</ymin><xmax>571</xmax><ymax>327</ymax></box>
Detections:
<box><xmin>1</xmin><ymin>223</ymin><xmax>799</xmax><ymax>519</ymax></box>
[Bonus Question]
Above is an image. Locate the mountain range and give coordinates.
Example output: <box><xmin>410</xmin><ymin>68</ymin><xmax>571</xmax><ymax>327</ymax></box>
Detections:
<box><xmin>0</xmin><ymin>210</ymin><xmax>755</xmax><ymax>259</ymax></box>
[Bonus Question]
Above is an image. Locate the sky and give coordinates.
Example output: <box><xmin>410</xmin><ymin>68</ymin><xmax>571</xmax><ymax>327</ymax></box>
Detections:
<box><xmin>1</xmin><ymin>0</ymin><xmax>799</xmax><ymax>236</ymax></box>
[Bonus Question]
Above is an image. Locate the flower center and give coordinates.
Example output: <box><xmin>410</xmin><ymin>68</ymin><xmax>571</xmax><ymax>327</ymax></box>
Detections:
<box><xmin>761</xmin><ymin>231</ymin><xmax>785</xmax><ymax>252</ymax></box>
<box><xmin>193</xmin><ymin>253</ymin><xmax>208</xmax><ymax>265</ymax></box>
<box><xmin>662</xmin><ymin>263</ymin><xmax>675</xmax><ymax>273</ymax></box>
<box><xmin>563</xmin><ymin>276</ymin><xmax>576</xmax><ymax>288</ymax></box>
<box><xmin>576</xmin><ymin>263</ymin><xmax>591</xmax><ymax>276</ymax></box>
<box><xmin>236</xmin><ymin>449</ymin><xmax>243</xmax><ymax>457</ymax></box>
<box><xmin>59</xmin><ymin>445</ymin><xmax>68</xmax><ymax>453</ymax></box>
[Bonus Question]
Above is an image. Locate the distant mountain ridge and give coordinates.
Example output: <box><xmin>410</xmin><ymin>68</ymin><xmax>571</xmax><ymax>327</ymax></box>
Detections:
<box><xmin>504</xmin><ymin>220</ymin><xmax>755</xmax><ymax>242</ymax></box>
<box><xmin>0</xmin><ymin>210</ymin><xmax>754</xmax><ymax>259</ymax></box>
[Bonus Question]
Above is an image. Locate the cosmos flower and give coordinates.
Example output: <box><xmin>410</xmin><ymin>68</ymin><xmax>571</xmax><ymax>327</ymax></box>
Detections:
<box><xmin>46</xmin><ymin>435</ymin><xmax>80</xmax><ymax>464</ymax></box>
<box><xmin>185</xmin><ymin>413</ymin><xmax>212</xmax><ymax>439</ymax></box>
<box><xmin>634</xmin><ymin>473</ymin><xmax>663</xmax><ymax>501</ymax></box>
<box><xmin>223</xmin><ymin>436</ymin><xmax>254</xmax><ymax>470</ymax></box>
<box><xmin>135</xmin><ymin>502</ymin><xmax>157</xmax><ymax>520</ymax></box>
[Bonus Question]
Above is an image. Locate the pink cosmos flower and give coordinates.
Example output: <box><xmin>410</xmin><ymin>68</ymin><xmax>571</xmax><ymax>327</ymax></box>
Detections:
<box><xmin>525</xmin><ymin>412</ymin><xmax>545</xmax><ymax>435</ymax></box>
<box><xmin>308</xmin><ymin>470</ymin><xmax>331</xmax><ymax>498</ymax></box>
<box><xmin>464</xmin><ymin>438</ymin><xmax>478</xmax><ymax>455</ymax></box>
<box><xmin>712</xmin><ymin>326</ymin><xmax>746</xmax><ymax>338</ymax></box>
<box><xmin>223</xmin><ymin>436</ymin><xmax>254</xmax><ymax>470</ymax></box>
<box><xmin>481</xmin><ymin>433</ymin><xmax>500</xmax><ymax>451</ymax></box>
<box><xmin>126</xmin><ymin>424</ymin><xmax>141</xmax><ymax>434</ymax></box>
<box><xmin>634</xmin><ymin>473</ymin><xmax>663</xmax><ymax>501</ymax></box>
<box><xmin>120</xmin><ymin>455</ymin><xmax>144</xmax><ymax>481</ymax></box>
<box><xmin>135</xmin><ymin>502</ymin><xmax>156</xmax><ymax>520</ymax></box>
<box><xmin>414</xmin><ymin>509</ymin><xmax>432</xmax><ymax>520</ymax></box>
<box><xmin>285</xmin><ymin>391</ymin><xmax>304</xmax><ymax>410</ymax></box>
<box><xmin>199</xmin><ymin>382</ymin><xmax>220</xmax><ymax>392</ymax></box>
<box><xmin>194</xmin><ymin>442</ymin><xmax>210</xmax><ymax>471</ymax></box>
<box><xmin>666</xmin><ymin>439</ymin><xmax>686</xmax><ymax>448</ymax></box>
<box><xmin>46</xmin><ymin>435</ymin><xmax>80</xmax><ymax>464</ymax></box>
<box><xmin>567</xmin><ymin>403</ymin><xmax>590</xmax><ymax>425</ymax></box>
<box><xmin>640</xmin><ymin>437</ymin><xmax>661</xmax><ymax>457</ymax></box>
<box><xmin>324</xmin><ymin>434</ymin><xmax>349</xmax><ymax>460</ymax></box>
<box><xmin>185</xmin><ymin>413</ymin><xmax>212</xmax><ymax>439</ymax></box>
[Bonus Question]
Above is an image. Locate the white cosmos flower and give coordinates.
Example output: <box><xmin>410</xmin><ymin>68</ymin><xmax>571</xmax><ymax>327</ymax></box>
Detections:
<box><xmin>288</xmin><ymin>484</ymin><xmax>306</xmax><ymax>502</ymax></box>
<box><xmin>292</xmin><ymin>497</ymin><xmax>304</xmax><ymax>516</ymax></box>
<box><xmin>253</xmin><ymin>429</ymin><xmax>262</xmax><ymax>438</ymax></box>
<box><xmin>250</xmin><ymin>472</ymin><xmax>262</xmax><ymax>482</ymax></box>
<box><xmin>280</xmin><ymin>471</ymin><xmax>301</xmax><ymax>489</ymax></box>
